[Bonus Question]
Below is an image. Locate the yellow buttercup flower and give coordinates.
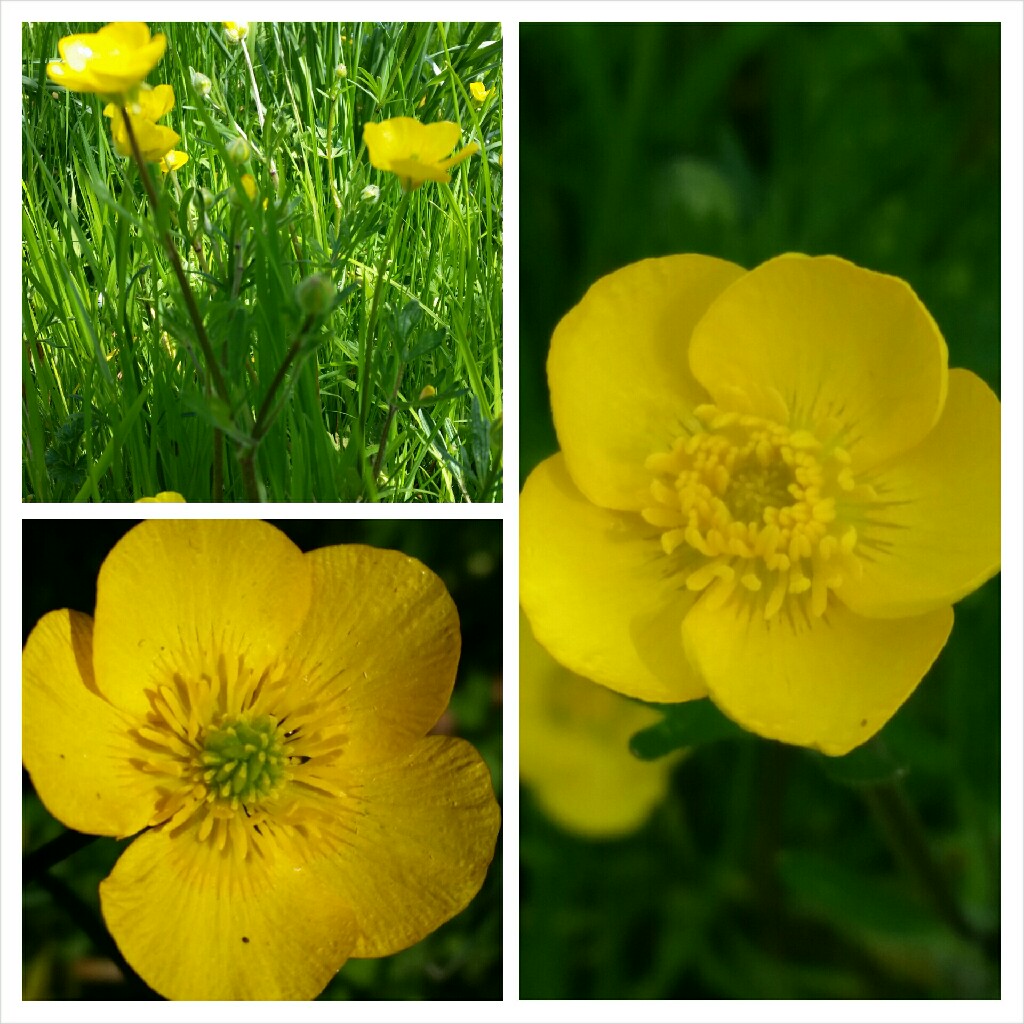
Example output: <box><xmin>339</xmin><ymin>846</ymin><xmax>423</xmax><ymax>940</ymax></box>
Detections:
<box><xmin>159</xmin><ymin>150</ymin><xmax>189</xmax><ymax>174</ymax></box>
<box><xmin>46</xmin><ymin>22</ymin><xmax>166</xmax><ymax>99</ymax></box>
<box><xmin>103</xmin><ymin>83</ymin><xmax>179</xmax><ymax>160</ymax></box>
<box><xmin>363</xmin><ymin>117</ymin><xmax>479</xmax><ymax>191</ymax></box>
<box><xmin>223</xmin><ymin>21</ymin><xmax>249</xmax><ymax>43</ymax></box>
<box><xmin>470</xmin><ymin>81</ymin><xmax>493</xmax><ymax>104</ymax></box>
<box><xmin>136</xmin><ymin>490</ymin><xmax>187</xmax><ymax>501</ymax></box>
<box><xmin>521</xmin><ymin>254</ymin><xmax>1000</xmax><ymax>757</ymax></box>
<box><xmin>22</xmin><ymin>520</ymin><xmax>500</xmax><ymax>1000</ymax></box>
<box><xmin>520</xmin><ymin>611</ymin><xmax>680</xmax><ymax>838</ymax></box>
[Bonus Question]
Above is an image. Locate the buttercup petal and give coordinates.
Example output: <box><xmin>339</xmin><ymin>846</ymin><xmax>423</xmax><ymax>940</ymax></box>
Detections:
<box><xmin>520</xmin><ymin>609</ymin><xmax>677</xmax><ymax>837</ymax></box>
<box><xmin>304</xmin><ymin>735</ymin><xmax>500</xmax><ymax>958</ymax></box>
<box><xmin>100</xmin><ymin>822</ymin><xmax>360</xmax><ymax>1000</ymax></box>
<box><xmin>682</xmin><ymin>594</ymin><xmax>954</xmax><ymax>756</ymax></box>
<box><xmin>689</xmin><ymin>254</ymin><xmax>949</xmax><ymax>471</ymax></box>
<box><xmin>22</xmin><ymin>610</ymin><xmax>155</xmax><ymax>837</ymax></box>
<box><xmin>521</xmin><ymin>454</ymin><xmax>706</xmax><ymax>704</ymax></box>
<box><xmin>92</xmin><ymin>521</ymin><xmax>312</xmax><ymax>719</ymax></box>
<box><xmin>837</xmin><ymin>368</ymin><xmax>1001</xmax><ymax>617</ymax></box>
<box><xmin>282</xmin><ymin>545</ymin><xmax>461</xmax><ymax>765</ymax></box>
<box><xmin>548</xmin><ymin>255</ymin><xmax>746</xmax><ymax>511</ymax></box>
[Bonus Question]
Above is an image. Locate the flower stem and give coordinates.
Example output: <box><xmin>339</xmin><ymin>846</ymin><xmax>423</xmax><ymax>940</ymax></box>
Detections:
<box><xmin>862</xmin><ymin>779</ymin><xmax>995</xmax><ymax>956</ymax></box>
<box><xmin>371</xmin><ymin>360</ymin><xmax>407</xmax><ymax>481</ymax></box>
<box><xmin>119</xmin><ymin>108</ymin><xmax>230</xmax><ymax>405</ymax></box>
<box><xmin>357</xmin><ymin>189</ymin><xmax>411</xmax><ymax>482</ymax></box>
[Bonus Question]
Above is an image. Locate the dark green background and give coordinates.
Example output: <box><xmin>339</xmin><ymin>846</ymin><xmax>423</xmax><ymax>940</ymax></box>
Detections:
<box><xmin>520</xmin><ymin>22</ymin><xmax>1000</xmax><ymax>999</ymax></box>
<box><xmin>23</xmin><ymin>519</ymin><xmax>502</xmax><ymax>1000</ymax></box>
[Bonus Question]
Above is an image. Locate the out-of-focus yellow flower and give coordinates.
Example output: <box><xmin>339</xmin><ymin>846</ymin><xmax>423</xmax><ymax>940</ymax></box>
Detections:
<box><xmin>223</xmin><ymin>21</ymin><xmax>249</xmax><ymax>44</ymax></box>
<box><xmin>520</xmin><ymin>610</ymin><xmax>680</xmax><ymax>838</ymax></box>
<box><xmin>418</xmin><ymin>385</ymin><xmax>437</xmax><ymax>401</ymax></box>
<box><xmin>521</xmin><ymin>254</ymin><xmax>1001</xmax><ymax>756</ymax></box>
<box><xmin>46</xmin><ymin>22</ymin><xmax>166</xmax><ymax>99</ymax></box>
<box><xmin>103</xmin><ymin>83</ymin><xmax>179</xmax><ymax>161</ymax></box>
<box><xmin>136</xmin><ymin>491</ymin><xmax>186</xmax><ymax>502</ymax></box>
<box><xmin>363</xmin><ymin>117</ymin><xmax>479</xmax><ymax>191</ymax></box>
<box><xmin>159</xmin><ymin>150</ymin><xmax>189</xmax><ymax>174</ymax></box>
<box><xmin>469</xmin><ymin>81</ymin><xmax>493</xmax><ymax>104</ymax></box>
<box><xmin>22</xmin><ymin>520</ymin><xmax>500</xmax><ymax>999</ymax></box>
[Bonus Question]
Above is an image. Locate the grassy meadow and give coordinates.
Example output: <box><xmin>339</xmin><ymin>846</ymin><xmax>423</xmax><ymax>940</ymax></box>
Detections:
<box><xmin>22</xmin><ymin>21</ymin><xmax>502</xmax><ymax>502</ymax></box>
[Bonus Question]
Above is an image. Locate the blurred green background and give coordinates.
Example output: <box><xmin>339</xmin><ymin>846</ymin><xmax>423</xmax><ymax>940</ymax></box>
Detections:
<box><xmin>23</xmin><ymin>519</ymin><xmax>502</xmax><ymax>1000</ymax></box>
<box><xmin>520</xmin><ymin>22</ymin><xmax>1000</xmax><ymax>999</ymax></box>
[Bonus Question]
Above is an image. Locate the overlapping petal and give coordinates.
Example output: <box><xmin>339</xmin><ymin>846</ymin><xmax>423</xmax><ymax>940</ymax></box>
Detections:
<box><xmin>22</xmin><ymin>610</ymin><xmax>156</xmax><ymax>837</ymax></box>
<box><xmin>682</xmin><ymin>593</ymin><xmax>954</xmax><ymax>756</ymax></box>
<box><xmin>548</xmin><ymin>255</ymin><xmax>746</xmax><ymax>511</ymax></box>
<box><xmin>521</xmin><ymin>454</ymin><xmax>706</xmax><ymax>704</ymax></box>
<box><xmin>837</xmin><ymin>369</ymin><xmax>1001</xmax><ymax>617</ymax></box>
<box><xmin>281</xmin><ymin>545</ymin><xmax>461</xmax><ymax>766</ymax></box>
<box><xmin>92</xmin><ymin>521</ymin><xmax>312</xmax><ymax>719</ymax></box>
<box><xmin>520</xmin><ymin>610</ymin><xmax>677</xmax><ymax>837</ymax></box>
<box><xmin>100</xmin><ymin>821</ymin><xmax>360</xmax><ymax>1000</ymax></box>
<box><xmin>689</xmin><ymin>254</ymin><xmax>949</xmax><ymax>470</ymax></box>
<box><xmin>302</xmin><ymin>736</ymin><xmax>500</xmax><ymax>958</ymax></box>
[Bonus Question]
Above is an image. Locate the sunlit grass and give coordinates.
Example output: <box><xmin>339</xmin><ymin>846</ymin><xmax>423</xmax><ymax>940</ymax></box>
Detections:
<box><xmin>22</xmin><ymin>21</ymin><xmax>502</xmax><ymax>502</ymax></box>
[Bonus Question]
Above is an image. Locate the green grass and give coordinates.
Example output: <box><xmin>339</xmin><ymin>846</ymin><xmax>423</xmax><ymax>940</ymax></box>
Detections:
<box><xmin>22</xmin><ymin>21</ymin><xmax>502</xmax><ymax>502</ymax></box>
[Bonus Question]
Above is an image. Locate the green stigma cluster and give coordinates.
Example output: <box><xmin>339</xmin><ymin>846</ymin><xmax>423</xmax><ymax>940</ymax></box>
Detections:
<box><xmin>200</xmin><ymin>714</ymin><xmax>286</xmax><ymax>805</ymax></box>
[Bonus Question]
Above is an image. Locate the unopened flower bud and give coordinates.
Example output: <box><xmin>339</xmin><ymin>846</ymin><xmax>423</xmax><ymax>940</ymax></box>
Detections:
<box><xmin>192</xmin><ymin>71</ymin><xmax>212</xmax><ymax>98</ymax></box>
<box><xmin>335</xmin><ymin>63</ymin><xmax>347</xmax><ymax>79</ymax></box>
<box><xmin>226</xmin><ymin>136</ymin><xmax>251</xmax><ymax>164</ymax></box>
<box><xmin>295</xmin><ymin>274</ymin><xmax>337</xmax><ymax>317</ymax></box>
<box><xmin>360</xmin><ymin>184</ymin><xmax>380</xmax><ymax>203</ymax></box>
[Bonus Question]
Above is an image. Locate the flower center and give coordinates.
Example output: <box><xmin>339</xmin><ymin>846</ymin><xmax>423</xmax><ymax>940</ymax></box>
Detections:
<box><xmin>643</xmin><ymin>403</ymin><xmax>864</xmax><ymax>619</ymax></box>
<box><xmin>200</xmin><ymin>714</ymin><xmax>286</xmax><ymax>807</ymax></box>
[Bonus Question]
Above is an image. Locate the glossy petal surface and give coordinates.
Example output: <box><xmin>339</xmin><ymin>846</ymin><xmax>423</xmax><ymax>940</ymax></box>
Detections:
<box><xmin>92</xmin><ymin>520</ymin><xmax>311</xmax><ymax>718</ymax></box>
<box><xmin>22</xmin><ymin>610</ymin><xmax>154</xmax><ymax>837</ymax></box>
<box><xmin>100</xmin><ymin>822</ymin><xmax>360</xmax><ymax>1000</ymax></box>
<box><xmin>838</xmin><ymin>369</ymin><xmax>1001</xmax><ymax>617</ymax></box>
<box><xmin>548</xmin><ymin>255</ymin><xmax>746</xmax><ymax>510</ymax></box>
<box><xmin>689</xmin><ymin>254</ymin><xmax>948</xmax><ymax>470</ymax></box>
<box><xmin>521</xmin><ymin>454</ymin><xmax>706</xmax><ymax>704</ymax></box>
<box><xmin>682</xmin><ymin>594</ymin><xmax>954</xmax><ymax>755</ymax></box>
<box><xmin>281</xmin><ymin>545</ymin><xmax>461</xmax><ymax>766</ymax></box>
<box><xmin>307</xmin><ymin>736</ymin><xmax>500</xmax><ymax>958</ymax></box>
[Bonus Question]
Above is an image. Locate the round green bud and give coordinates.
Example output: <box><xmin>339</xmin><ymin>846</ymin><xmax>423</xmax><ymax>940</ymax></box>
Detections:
<box><xmin>295</xmin><ymin>274</ymin><xmax>337</xmax><ymax>317</ymax></box>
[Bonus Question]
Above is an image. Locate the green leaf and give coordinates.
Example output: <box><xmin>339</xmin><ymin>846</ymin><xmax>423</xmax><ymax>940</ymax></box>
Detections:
<box><xmin>629</xmin><ymin>699</ymin><xmax>749</xmax><ymax>760</ymax></box>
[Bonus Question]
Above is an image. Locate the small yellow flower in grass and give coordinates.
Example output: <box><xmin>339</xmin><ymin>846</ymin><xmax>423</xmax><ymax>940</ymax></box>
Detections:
<box><xmin>103</xmin><ymin>83</ymin><xmax>179</xmax><ymax>161</ymax></box>
<box><xmin>223</xmin><ymin>21</ymin><xmax>249</xmax><ymax>44</ymax></box>
<box><xmin>46</xmin><ymin>22</ymin><xmax>166</xmax><ymax>99</ymax></box>
<box><xmin>469</xmin><ymin>81</ymin><xmax>493</xmax><ymax>104</ymax></box>
<box><xmin>419</xmin><ymin>385</ymin><xmax>437</xmax><ymax>401</ymax></box>
<box><xmin>159</xmin><ymin>150</ymin><xmax>189</xmax><ymax>174</ymax></box>
<box><xmin>22</xmin><ymin>520</ymin><xmax>500</xmax><ymax>1000</ymax></box>
<box><xmin>520</xmin><ymin>611</ymin><xmax>680</xmax><ymax>838</ymax></box>
<box><xmin>363</xmin><ymin>117</ymin><xmax>479</xmax><ymax>191</ymax></box>
<box><xmin>521</xmin><ymin>254</ymin><xmax>1000</xmax><ymax>757</ymax></box>
<box><xmin>136</xmin><ymin>491</ymin><xmax>186</xmax><ymax>502</ymax></box>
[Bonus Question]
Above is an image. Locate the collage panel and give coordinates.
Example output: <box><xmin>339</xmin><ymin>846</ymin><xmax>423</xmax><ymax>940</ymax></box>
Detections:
<box><xmin>22</xmin><ymin>20</ymin><xmax>502</xmax><ymax>503</ymax></box>
<box><xmin>519</xmin><ymin>21</ymin><xmax>1001</xmax><ymax>1001</ymax></box>
<box><xmin>21</xmin><ymin>518</ymin><xmax>502</xmax><ymax>1000</ymax></box>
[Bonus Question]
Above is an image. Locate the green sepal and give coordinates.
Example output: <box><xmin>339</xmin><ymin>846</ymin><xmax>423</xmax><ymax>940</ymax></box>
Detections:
<box><xmin>629</xmin><ymin>698</ymin><xmax>749</xmax><ymax>760</ymax></box>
